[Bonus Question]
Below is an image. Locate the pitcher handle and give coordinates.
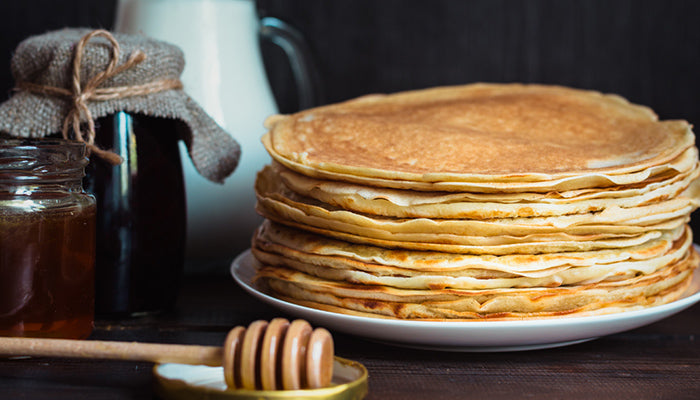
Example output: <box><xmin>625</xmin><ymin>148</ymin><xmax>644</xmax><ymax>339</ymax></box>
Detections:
<box><xmin>260</xmin><ymin>17</ymin><xmax>321</xmax><ymax>110</ymax></box>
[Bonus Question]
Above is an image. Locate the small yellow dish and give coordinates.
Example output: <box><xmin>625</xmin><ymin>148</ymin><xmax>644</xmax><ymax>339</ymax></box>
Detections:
<box><xmin>153</xmin><ymin>356</ymin><xmax>368</xmax><ymax>400</ymax></box>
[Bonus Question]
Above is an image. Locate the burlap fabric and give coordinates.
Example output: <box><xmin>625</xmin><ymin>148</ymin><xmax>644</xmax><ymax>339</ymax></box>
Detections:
<box><xmin>0</xmin><ymin>28</ymin><xmax>240</xmax><ymax>183</ymax></box>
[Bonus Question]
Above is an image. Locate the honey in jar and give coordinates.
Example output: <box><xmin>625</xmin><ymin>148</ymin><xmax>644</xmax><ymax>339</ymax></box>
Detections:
<box><xmin>0</xmin><ymin>139</ymin><xmax>96</xmax><ymax>339</ymax></box>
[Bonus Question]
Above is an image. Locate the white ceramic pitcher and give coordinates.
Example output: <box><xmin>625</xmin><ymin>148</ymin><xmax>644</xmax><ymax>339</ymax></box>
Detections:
<box><xmin>114</xmin><ymin>0</ymin><xmax>316</xmax><ymax>267</ymax></box>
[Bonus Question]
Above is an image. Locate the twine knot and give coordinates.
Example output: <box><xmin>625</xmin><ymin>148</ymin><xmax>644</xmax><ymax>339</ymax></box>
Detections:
<box><xmin>16</xmin><ymin>29</ymin><xmax>183</xmax><ymax>165</ymax></box>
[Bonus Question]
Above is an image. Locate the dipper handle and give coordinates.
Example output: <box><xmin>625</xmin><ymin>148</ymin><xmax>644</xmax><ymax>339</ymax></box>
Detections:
<box><xmin>0</xmin><ymin>336</ymin><xmax>222</xmax><ymax>366</ymax></box>
<box><xmin>0</xmin><ymin>318</ymin><xmax>334</xmax><ymax>390</ymax></box>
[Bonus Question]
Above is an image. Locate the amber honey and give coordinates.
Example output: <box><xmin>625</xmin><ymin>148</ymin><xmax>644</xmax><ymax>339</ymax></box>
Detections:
<box><xmin>0</xmin><ymin>139</ymin><xmax>96</xmax><ymax>339</ymax></box>
<box><xmin>0</xmin><ymin>206</ymin><xmax>95</xmax><ymax>338</ymax></box>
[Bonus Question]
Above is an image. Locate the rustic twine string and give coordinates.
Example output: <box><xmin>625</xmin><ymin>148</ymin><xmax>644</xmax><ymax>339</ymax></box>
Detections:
<box><xmin>15</xmin><ymin>29</ymin><xmax>183</xmax><ymax>165</ymax></box>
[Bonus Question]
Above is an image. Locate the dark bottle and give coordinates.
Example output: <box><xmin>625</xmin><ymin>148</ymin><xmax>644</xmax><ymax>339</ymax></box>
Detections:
<box><xmin>0</xmin><ymin>139</ymin><xmax>96</xmax><ymax>338</ymax></box>
<box><xmin>84</xmin><ymin>111</ymin><xmax>186</xmax><ymax>316</ymax></box>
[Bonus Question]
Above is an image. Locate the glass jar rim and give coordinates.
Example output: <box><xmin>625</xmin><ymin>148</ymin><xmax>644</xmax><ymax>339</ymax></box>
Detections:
<box><xmin>0</xmin><ymin>138</ymin><xmax>89</xmax><ymax>182</ymax></box>
<box><xmin>0</xmin><ymin>138</ymin><xmax>86</xmax><ymax>150</ymax></box>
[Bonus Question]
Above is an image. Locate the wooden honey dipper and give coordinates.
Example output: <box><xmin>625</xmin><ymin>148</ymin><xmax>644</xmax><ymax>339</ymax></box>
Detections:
<box><xmin>0</xmin><ymin>318</ymin><xmax>334</xmax><ymax>391</ymax></box>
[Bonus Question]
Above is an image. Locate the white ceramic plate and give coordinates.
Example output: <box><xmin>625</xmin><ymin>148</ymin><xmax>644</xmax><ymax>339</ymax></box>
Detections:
<box><xmin>231</xmin><ymin>249</ymin><xmax>700</xmax><ymax>352</ymax></box>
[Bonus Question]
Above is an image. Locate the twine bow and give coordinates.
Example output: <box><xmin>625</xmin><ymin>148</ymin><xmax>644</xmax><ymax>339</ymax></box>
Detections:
<box><xmin>16</xmin><ymin>29</ymin><xmax>183</xmax><ymax>165</ymax></box>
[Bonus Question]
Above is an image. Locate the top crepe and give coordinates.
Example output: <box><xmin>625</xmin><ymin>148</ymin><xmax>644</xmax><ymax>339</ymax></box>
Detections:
<box><xmin>263</xmin><ymin>83</ymin><xmax>695</xmax><ymax>191</ymax></box>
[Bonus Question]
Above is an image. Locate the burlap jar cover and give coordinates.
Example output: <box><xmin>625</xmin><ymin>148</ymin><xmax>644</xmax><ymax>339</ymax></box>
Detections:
<box><xmin>0</xmin><ymin>28</ymin><xmax>240</xmax><ymax>183</ymax></box>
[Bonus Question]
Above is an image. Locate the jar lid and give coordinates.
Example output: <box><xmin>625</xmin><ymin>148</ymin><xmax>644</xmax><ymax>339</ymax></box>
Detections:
<box><xmin>0</xmin><ymin>28</ymin><xmax>240</xmax><ymax>183</ymax></box>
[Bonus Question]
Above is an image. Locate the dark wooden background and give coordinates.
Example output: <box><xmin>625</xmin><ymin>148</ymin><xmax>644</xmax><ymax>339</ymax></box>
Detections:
<box><xmin>1</xmin><ymin>0</ymin><xmax>699</xmax><ymax>244</ymax></box>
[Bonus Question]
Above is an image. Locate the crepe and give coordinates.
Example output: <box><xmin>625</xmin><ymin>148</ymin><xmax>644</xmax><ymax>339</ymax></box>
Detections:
<box><xmin>249</xmin><ymin>83</ymin><xmax>700</xmax><ymax>321</ymax></box>
<box><xmin>263</xmin><ymin>84</ymin><xmax>695</xmax><ymax>191</ymax></box>
<box><xmin>256</xmin><ymin>249</ymin><xmax>697</xmax><ymax>320</ymax></box>
<box><xmin>269</xmin><ymin>162</ymin><xmax>700</xmax><ymax>219</ymax></box>
<box><xmin>255</xmin><ymin>217</ymin><xmax>683</xmax><ymax>255</ymax></box>
<box><xmin>252</xmin><ymin>222</ymin><xmax>691</xmax><ymax>289</ymax></box>
<box><xmin>255</xmin><ymin>178</ymin><xmax>692</xmax><ymax>243</ymax></box>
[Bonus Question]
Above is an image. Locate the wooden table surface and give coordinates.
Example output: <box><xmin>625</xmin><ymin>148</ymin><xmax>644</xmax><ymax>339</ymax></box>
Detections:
<box><xmin>0</xmin><ymin>275</ymin><xmax>699</xmax><ymax>400</ymax></box>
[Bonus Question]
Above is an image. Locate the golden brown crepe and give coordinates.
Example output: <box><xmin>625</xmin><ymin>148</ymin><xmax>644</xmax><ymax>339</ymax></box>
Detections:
<box><xmin>268</xmin><ymin>162</ymin><xmax>700</xmax><ymax>219</ymax></box>
<box><xmin>252</xmin><ymin>222</ymin><xmax>692</xmax><ymax>289</ymax></box>
<box><xmin>255</xmin><ymin>250</ymin><xmax>696</xmax><ymax>320</ymax></box>
<box><xmin>249</xmin><ymin>83</ymin><xmax>700</xmax><ymax>320</ymax></box>
<box><xmin>263</xmin><ymin>84</ymin><xmax>695</xmax><ymax>190</ymax></box>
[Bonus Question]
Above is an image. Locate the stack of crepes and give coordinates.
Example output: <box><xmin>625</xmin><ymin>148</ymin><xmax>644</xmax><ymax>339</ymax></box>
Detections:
<box><xmin>251</xmin><ymin>83</ymin><xmax>700</xmax><ymax>320</ymax></box>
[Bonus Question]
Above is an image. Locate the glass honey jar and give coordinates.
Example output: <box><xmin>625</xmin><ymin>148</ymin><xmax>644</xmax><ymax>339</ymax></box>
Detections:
<box><xmin>0</xmin><ymin>139</ymin><xmax>96</xmax><ymax>339</ymax></box>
